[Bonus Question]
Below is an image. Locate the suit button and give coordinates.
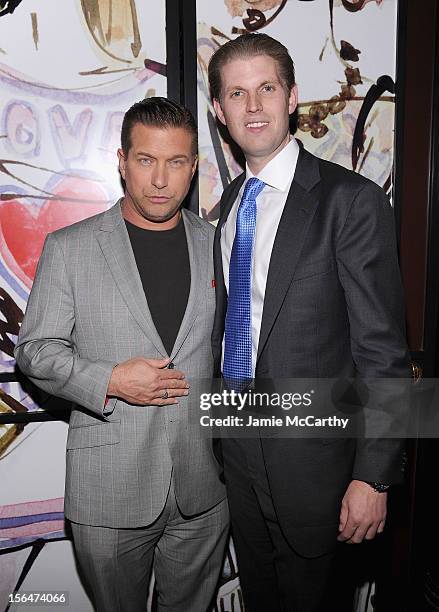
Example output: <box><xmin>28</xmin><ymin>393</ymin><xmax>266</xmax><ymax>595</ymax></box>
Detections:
<box><xmin>168</xmin><ymin>362</ymin><xmax>175</xmax><ymax>369</ymax></box>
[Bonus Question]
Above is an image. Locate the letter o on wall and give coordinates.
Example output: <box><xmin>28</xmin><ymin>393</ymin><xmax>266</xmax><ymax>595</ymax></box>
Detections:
<box><xmin>3</xmin><ymin>100</ymin><xmax>40</xmax><ymax>157</ymax></box>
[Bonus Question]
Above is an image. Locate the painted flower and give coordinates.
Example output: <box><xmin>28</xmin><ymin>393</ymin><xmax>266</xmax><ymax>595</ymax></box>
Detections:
<box><xmin>334</xmin><ymin>0</ymin><xmax>384</xmax><ymax>11</ymax></box>
<box><xmin>340</xmin><ymin>40</ymin><xmax>361</xmax><ymax>62</ymax></box>
<box><xmin>225</xmin><ymin>0</ymin><xmax>282</xmax><ymax>18</ymax></box>
<box><xmin>345</xmin><ymin>67</ymin><xmax>362</xmax><ymax>86</ymax></box>
<box><xmin>298</xmin><ymin>104</ymin><xmax>329</xmax><ymax>139</ymax></box>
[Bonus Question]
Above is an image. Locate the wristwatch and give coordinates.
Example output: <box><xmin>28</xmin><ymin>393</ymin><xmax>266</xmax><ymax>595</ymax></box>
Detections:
<box><xmin>365</xmin><ymin>481</ymin><xmax>390</xmax><ymax>493</ymax></box>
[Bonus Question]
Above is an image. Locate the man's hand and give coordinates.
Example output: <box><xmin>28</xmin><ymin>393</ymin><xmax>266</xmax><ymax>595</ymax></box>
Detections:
<box><xmin>337</xmin><ymin>479</ymin><xmax>387</xmax><ymax>544</ymax></box>
<box><xmin>107</xmin><ymin>357</ymin><xmax>189</xmax><ymax>405</ymax></box>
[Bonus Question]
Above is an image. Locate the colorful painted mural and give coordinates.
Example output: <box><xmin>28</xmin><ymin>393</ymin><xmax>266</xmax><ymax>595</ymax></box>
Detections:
<box><xmin>0</xmin><ymin>2</ymin><xmax>401</xmax><ymax>610</ymax></box>
<box><xmin>1</xmin><ymin>3</ymin><xmax>166</xmax><ymax>609</ymax></box>
<box><xmin>0</xmin><ymin>0</ymin><xmax>166</xmax><ymax>382</ymax></box>
<box><xmin>197</xmin><ymin>0</ymin><xmax>398</xmax><ymax>221</ymax></box>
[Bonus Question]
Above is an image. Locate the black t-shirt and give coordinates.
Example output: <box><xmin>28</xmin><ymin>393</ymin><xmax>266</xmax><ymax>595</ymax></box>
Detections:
<box><xmin>125</xmin><ymin>217</ymin><xmax>190</xmax><ymax>356</ymax></box>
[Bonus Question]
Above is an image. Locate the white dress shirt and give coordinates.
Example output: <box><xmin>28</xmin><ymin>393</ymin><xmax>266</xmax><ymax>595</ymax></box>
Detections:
<box><xmin>221</xmin><ymin>136</ymin><xmax>300</xmax><ymax>376</ymax></box>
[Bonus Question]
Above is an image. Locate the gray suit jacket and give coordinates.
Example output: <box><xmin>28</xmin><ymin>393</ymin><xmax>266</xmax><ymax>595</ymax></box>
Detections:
<box><xmin>15</xmin><ymin>202</ymin><xmax>225</xmax><ymax>527</ymax></box>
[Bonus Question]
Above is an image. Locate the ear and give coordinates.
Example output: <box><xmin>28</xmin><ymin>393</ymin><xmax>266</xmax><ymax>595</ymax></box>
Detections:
<box><xmin>117</xmin><ymin>148</ymin><xmax>126</xmax><ymax>180</ymax></box>
<box><xmin>213</xmin><ymin>98</ymin><xmax>227</xmax><ymax>126</ymax></box>
<box><xmin>288</xmin><ymin>84</ymin><xmax>298</xmax><ymax>115</ymax></box>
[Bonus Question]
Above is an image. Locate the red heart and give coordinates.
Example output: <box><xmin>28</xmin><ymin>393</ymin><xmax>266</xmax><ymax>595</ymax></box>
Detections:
<box><xmin>0</xmin><ymin>175</ymin><xmax>109</xmax><ymax>288</ymax></box>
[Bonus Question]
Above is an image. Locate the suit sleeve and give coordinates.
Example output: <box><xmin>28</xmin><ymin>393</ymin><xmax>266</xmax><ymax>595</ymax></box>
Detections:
<box><xmin>335</xmin><ymin>181</ymin><xmax>411</xmax><ymax>483</ymax></box>
<box><xmin>14</xmin><ymin>232</ymin><xmax>117</xmax><ymax>417</ymax></box>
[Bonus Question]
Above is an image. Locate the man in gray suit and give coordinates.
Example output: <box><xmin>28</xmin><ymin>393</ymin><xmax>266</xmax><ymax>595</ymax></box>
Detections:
<box><xmin>15</xmin><ymin>97</ymin><xmax>228</xmax><ymax>612</ymax></box>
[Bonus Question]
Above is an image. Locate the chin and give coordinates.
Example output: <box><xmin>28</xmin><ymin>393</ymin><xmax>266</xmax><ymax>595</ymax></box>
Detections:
<box><xmin>244</xmin><ymin>145</ymin><xmax>275</xmax><ymax>159</ymax></box>
<box><xmin>149</xmin><ymin>209</ymin><xmax>180</xmax><ymax>224</ymax></box>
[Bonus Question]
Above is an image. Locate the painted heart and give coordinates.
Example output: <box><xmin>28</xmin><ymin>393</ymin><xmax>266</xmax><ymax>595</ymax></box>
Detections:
<box><xmin>0</xmin><ymin>175</ymin><xmax>109</xmax><ymax>288</ymax></box>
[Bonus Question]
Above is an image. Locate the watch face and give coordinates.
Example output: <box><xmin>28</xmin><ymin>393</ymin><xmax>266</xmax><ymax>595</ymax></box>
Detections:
<box><xmin>369</xmin><ymin>482</ymin><xmax>390</xmax><ymax>492</ymax></box>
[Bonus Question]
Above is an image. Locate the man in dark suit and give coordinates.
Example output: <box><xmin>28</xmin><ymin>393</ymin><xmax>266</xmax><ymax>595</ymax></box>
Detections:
<box><xmin>208</xmin><ymin>33</ymin><xmax>410</xmax><ymax>611</ymax></box>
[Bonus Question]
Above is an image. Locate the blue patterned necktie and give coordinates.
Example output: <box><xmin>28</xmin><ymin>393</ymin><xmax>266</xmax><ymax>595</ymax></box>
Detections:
<box><xmin>223</xmin><ymin>177</ymin><xmax>265</xmax><ymax>388</ymax></box>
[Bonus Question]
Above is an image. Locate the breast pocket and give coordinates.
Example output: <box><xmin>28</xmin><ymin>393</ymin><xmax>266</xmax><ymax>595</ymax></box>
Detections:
<box><xmin>293</xmin><ymin>258</ymin><xmax>334</xmax><ymax>282</ymax></box>
<box><xmin>66</xmin><ymin>420</ymin><xmax>120</xmax><ymax>449</ymax></box>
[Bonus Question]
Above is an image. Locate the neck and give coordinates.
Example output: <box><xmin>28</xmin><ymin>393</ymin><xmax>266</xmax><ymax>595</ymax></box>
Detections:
<box><xmin>121</xmin><ymin>198</ymin><xmax>181</xmax><ymax>231</ymax></box>
<box><xmin>247</xmin><ymin>134</ymin><xmax>292</xmax><ymax>176</ymax></box>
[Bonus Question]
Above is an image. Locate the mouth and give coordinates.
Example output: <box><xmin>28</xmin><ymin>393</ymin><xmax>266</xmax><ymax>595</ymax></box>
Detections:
<box><xmin>147</xmin><ymin>195</ymin><xmax>172</xmax><ymax>203</ymax></box>
<box><xmin>245</xmin><ymin>121</ymin><xmax>269</xmax><ymax>132</ymax></box>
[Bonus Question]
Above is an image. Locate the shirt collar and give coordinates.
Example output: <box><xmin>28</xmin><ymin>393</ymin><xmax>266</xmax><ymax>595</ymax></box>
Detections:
<box><xmin>245</xmin><ymin>136</ymin><xmax>300</xmax><ymax>192</ymax></box>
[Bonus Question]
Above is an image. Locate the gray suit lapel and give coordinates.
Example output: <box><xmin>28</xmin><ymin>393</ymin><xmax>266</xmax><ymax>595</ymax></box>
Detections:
<box><xmin>96</xmin><ymin>202</ymin><xmax>168</xmax><ymax>356</ymax></box>
<box><xmin>218</xmin><ymin>174</ymin><xmax>245</xmax><ymax>230</ymax></box>
<box><xmin>170</xmin><ymin>209</ymin><xmax>209</xmax><ymax>358</ymax></box>
<box><xmin>257</xmin><ymin>149</ymin><xmax>321</xmax><ymax>361</ymax></box>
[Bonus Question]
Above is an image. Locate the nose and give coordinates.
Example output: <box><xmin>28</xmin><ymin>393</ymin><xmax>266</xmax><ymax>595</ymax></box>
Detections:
<box><xmin>246</xmin><ymin>91</ymin><xmax>262</xmax><ymax>113</ymax></box>
<box><xmin>151</xmin><ymin>162</ymin><xmax>168</xmax><ymax>189</ymax></box>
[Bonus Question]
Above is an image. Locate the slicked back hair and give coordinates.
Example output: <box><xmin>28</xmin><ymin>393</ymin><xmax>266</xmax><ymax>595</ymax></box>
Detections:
<box><xmin>208</xmin><ymin>33</ymin><xmax>295</xmax><ymax>103</ymax></box>
<box><xmin>121</xmin><ymin>97</ymin><xmax>198</xmax><ymax>156</ymax></box>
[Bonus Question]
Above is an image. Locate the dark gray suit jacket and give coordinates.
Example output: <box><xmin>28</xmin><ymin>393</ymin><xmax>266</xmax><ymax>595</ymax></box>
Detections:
<box><xmin>212</xmin><ymin>145</ymin><xmax>410</xmax><ymax>556</ymax></box>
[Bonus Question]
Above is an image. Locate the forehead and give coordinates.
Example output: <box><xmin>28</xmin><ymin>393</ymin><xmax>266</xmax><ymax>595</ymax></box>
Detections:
<box><xmin>128</xmin><ymin>123</ymin><xmax>193</xmax><ymax>154</ymax></box>
<box><xmin>220</xmin><ymin>54</ymin><xmax>282</xmax><ymax>89</ymax></box>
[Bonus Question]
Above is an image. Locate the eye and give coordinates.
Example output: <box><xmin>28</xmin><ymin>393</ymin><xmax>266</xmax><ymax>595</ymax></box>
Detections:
<box><xmin>169</xmin><ymin>159</ymin><xmax>184</xmax><ymax>168</ymax></box>
<box><xmin>139</xmin><ymin>158</ymin><xmax>152</xmax><ymax>166</ymax></box>
<box><xmin>230</xmin><ymin>90</ymin><xmax>244</xmax><ymax>98</ymax></box>
<box><xmin>262</xmin><ymin>84</ymin><xmax>275</xmax><ymax>93</ymax></box>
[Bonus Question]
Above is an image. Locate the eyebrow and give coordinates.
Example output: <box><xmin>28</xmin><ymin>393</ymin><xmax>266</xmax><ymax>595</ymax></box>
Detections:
<box><xmin>135</xmin><ymin>152</ymin><xmax>191</xmax><ymax>161</ymax></box>
<box><xmin>168</xmin><ymin>154</ymin><xmax>191</xmax><ymax>161</ymax></box>
<box><xmin>225</xmin><ymin>79</ymin><xmax>279</xmax><ymax>92</ymax></box>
